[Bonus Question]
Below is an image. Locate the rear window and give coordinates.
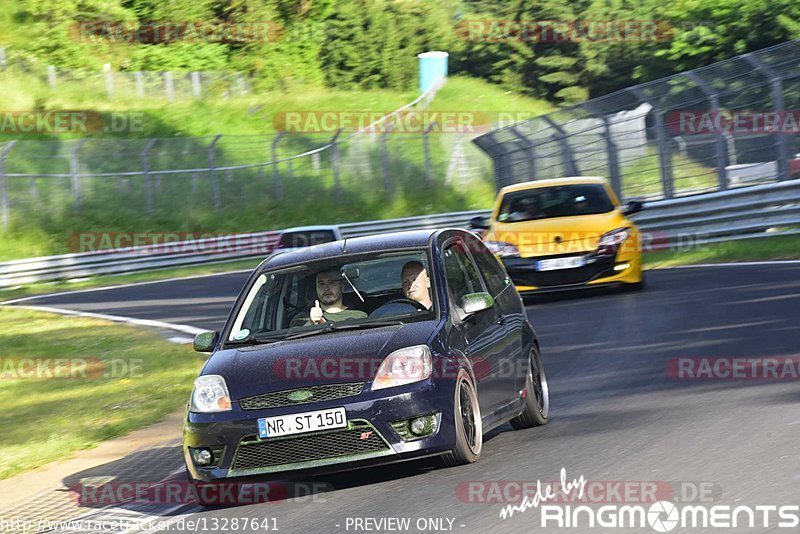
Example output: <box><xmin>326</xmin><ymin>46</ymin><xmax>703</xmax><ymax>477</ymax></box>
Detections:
<box><xmin>497</xmin><ymin>184</ymin><xmax>614</xmax><ymax>223</ymax></box>
<box><xmin>277</xmin><ymin>230</ymin><xmax>337</xmax><ymax>248</ymax></box>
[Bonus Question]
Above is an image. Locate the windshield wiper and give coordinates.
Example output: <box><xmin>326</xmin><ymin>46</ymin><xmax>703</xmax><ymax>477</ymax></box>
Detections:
<box><xmin>284</xmin><ymin>320</ymin><xmax>404</xmax><ymax>340</ymax></box>
<box><xmin>225</xmin><ymin>332</ymin><xmax>288</xmax><ymax>346</ymax></box>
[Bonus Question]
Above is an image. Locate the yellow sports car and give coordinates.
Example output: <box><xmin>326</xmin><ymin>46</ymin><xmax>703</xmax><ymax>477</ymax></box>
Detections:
<box><xmin>470</xmin><ymin>177</ymin><xmax>645</xmax><ymax>293</ymax></box>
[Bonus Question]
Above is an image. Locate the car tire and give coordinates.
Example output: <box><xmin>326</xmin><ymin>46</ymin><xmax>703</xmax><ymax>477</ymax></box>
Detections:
<box><xmin>510</xmin><ymin>345</ymin><xmax>549</xmax><ymax>429</ymax></box>
<box><xmin>441</xmin><ymin>369</ymin><xmax>483</xmax><ymax>466</ymax></box>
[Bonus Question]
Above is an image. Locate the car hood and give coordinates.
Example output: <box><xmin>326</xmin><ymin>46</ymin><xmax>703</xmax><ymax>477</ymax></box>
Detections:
<box><xmin>201</xmin><ymin>321</ymin><xmax>439</xmax><ymax>400</ymax></box>
<box><xmin>487</xmin><ymin>209</ymin><xmax>630</xmax><ymax>256</ymax></box>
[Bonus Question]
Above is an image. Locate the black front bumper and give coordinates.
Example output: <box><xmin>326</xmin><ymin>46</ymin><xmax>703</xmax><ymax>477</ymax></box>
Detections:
<box><xmin>502</xmin><ymin>253</ymin><xmax>617</xmax><ymax>289</ymax></box>
<box><xmin>184</xmin><ymin>379</ymin><xmax>456</xmax><ymax>482</ymax></box>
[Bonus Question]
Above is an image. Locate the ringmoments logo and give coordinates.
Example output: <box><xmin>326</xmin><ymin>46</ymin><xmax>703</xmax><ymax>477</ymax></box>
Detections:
<box><xmin>499</xmin><ymin>468</ymin><xmax>800</xmax><ymax>531</ymax></box>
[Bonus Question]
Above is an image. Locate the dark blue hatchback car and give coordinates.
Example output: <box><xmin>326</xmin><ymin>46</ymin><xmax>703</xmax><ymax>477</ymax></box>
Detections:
<box><xmin>184</xmin><ymin>229</ymin><xmax>549</xmax><ymax>502</ymax></box>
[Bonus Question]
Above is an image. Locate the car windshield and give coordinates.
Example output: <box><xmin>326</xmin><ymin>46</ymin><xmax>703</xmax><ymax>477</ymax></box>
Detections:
<box><xmin>496</xmin><ymin>183</ymin><xmax>614</xmax><ymax>223</ymax></box>
<box><xmin>227</xmin><ymin>250</ymin><xmax>435</xmax><ymax>343</ymax></box>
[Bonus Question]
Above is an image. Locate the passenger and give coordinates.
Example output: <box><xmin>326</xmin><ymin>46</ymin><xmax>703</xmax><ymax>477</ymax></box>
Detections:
<box><xmin>291</xmin><ymin>271</ymin><xmax>366</xmax><ymax>326</ymax></box>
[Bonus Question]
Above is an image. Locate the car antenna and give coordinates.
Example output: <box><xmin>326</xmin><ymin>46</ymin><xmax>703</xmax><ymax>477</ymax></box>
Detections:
<box><xmin>341</xmin><ymin>237</ymin><xmax>347</xmax><ymax>254</ymax></box>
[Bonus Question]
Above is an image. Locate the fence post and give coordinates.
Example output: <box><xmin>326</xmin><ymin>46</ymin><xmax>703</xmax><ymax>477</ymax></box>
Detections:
<box><xmin>330</xmin><ymin>129</ymin><xmax>343</xmax><ymax>204</ymax></box>
<box><xmin>630</xmin><ymin>87</ymin><xmax>674</xmax><ymax>199</ymax></box>
<box><xmin>164</xmin><ymin>72</ymin><xmax>174</xmax><ymax>102</ymax></box>
<box><xmin>191</xmin><ymin>72</ymin><xmax>202</xmax><ymax>100</ymax></box>
<box><xmin>723</xmin><ymin>132</ymin><xmax>737</xmax><ymax>165</ymax></box>
<box><xmin>743</xmin><ymin>52</ymin><xmax>791</xmax><ymax>181</ymax></box>
<box><xmin>134</xmin><ymin>72</ymin><xmax>144</xmax><ymax>98</ymax></box>
<box><xmin>583</xmin><ymin>103</ymin><xmax>623</xmax><ymax>198</ymax></box>
<box><xmin>47</xmin><ymin>66</ymin><xmax>57</xmax><ymax>89</ymax></box>
<box><xmin>0</xmin><ymin>141</ymin><xmax>17</xmax><ymax>231</ymax></box>
<box><xmin>70</xmin><ymin>139</ymin><xmax>88</xmax><ymax>209</ymax></box>
<box><xmin>381</xmin><ymin>122</ymin><xmax>394</xmax><ymax>201</ymax></box>
<box><xmin>103</xmin><ymin>64</ymin><xmax>114</xmax><ymax>99</ymax></box>
<box><xmin>141</xmin><ymin>139</ymin><xmax>157</xmax><ymax>216</ymax></box>
<box><xmin>235</xmin><ymin>72</ymin><xmax>246</xmax><ymax>96</ymax></box>
<box><xmin>509</xmin><ymin>126</ymin><xmax>536</xmax><ymax>182</ymax></box>
<box><xmin>686</xmin><ymin>72</ymin><xmax>729</xmax><ymax>190</ymax></box>
<box><xmin>208</xmin><ymin>135</ymin><xmax>222</xmax><ymax>210</ymax></box>
<box><xmin>423</xmin><ymin>122</ymin><xmax>436</xmax><ymax>188</ymax></box>
<box><xmin>542</xmin><ymin>117</ymin><xmax>579</xmax><ymax>177</ymax></box>
<box><xmin>271</xmin><ymin>132</ymin><xmax>285</xmax><ymax>200</ymax></box>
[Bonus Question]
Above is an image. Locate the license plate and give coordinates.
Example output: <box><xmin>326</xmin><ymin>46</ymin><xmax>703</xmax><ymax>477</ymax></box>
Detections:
<box><xmin>257</xmin><ymin>407</ymin><xmax>346</xmax><ymax>439</ymax></box>
<box><xmin>537</xmin><ymin>256</ymin><xmax>585</xmax><ymax>271</ymax></box>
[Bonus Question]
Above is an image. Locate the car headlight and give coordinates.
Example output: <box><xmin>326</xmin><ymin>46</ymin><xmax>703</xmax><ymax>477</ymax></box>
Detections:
<box><xmin>372</xmin><ymin>345</ymin><xmax>432</xmax><ymax>391</ymax></box>
<box><xmin>191</xmin><ymin>375</ymin><xmax>232</xmax><ymax>413</ymax></box>
<box><xmin>597</xmin><ymin>227</ymin><xmax>630</xmax><ymax>255</ymax></box>
<box><xmin>485</xmin><ymin>241</ymin><xmax>520</xmax><ymax>258</ymax></box>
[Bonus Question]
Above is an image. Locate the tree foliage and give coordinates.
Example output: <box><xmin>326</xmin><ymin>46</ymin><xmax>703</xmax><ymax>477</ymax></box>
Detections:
<box><xmin>12</xmin><ymin>0</ymin><xmax>800</xmax><ymax>98</ymax></box>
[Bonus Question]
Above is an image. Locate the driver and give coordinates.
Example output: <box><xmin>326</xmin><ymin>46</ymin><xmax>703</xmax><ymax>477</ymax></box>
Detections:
<box><xmin>291</xmin><ymin>271</ymin><xmax>366</xmax><ymax>326</ymax></box>
<box><xmin>401</xmin><ymin>261</ymin><xmax>433</xmax><ymax>310</ymax></box>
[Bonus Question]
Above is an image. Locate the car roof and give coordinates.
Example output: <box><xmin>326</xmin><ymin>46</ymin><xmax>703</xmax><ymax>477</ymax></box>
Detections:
<box><xmin>278</xmin><ymin>225</ymin><xmax>340</xmax><ymax>233</ymax></box>
<box><xmin>262</xmin><ymin>229</ymin><xmax>448</xmax><ymax>270</ymax></box>
<box><xmin>499</xmin><ymin>176</ymin><xmax>608</xmax><ymax>194</ymax></box>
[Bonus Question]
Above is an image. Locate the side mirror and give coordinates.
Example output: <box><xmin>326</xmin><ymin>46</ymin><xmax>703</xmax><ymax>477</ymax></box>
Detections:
<box><xmin>193</xmin><ymin>331</ymin><xmax>220</xmax><ymax>353</ymax></box>
<box><xmin>469</xmin><ymin>216</ymin><xmax>490</xmax><ymax>230</ymax></box>
<box><xmin>622</xmin><ymin>200</ymin><xmax>644</xmax><ymax>216</ymax></box>
<box><xmin>461</xmin><ymin>292</ymin><xmax>494</xmax><ymax>315</ymax></box>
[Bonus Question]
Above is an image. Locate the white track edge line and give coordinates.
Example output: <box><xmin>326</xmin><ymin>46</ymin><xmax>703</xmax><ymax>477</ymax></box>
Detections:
<box><xmin>0</xmin><ymin>269</ymin><xmax>252</xmax><ymax>305</ymax></box>
<box><xmin>6</xmin><ymin>305</ymin><xmax>205</xmax><ymax>336</ymax></box>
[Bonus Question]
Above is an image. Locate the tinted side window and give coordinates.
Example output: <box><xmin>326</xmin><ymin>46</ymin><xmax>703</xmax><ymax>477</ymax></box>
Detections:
<box><xmin>443</xmin><ymin>241</ymin><xmax>484</xmax><ymax>307</ymax></box>
<box><xmin>467</xmin><ymin>235</ymin><xmax>510</xmax><ymax>297</ymax></box>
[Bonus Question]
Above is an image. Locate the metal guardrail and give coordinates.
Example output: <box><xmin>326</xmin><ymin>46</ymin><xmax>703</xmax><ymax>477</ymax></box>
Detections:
<box><xmin>1</xmin><ymin>179</ymin><xmax>799</xmax><ymax>288</ymax></box>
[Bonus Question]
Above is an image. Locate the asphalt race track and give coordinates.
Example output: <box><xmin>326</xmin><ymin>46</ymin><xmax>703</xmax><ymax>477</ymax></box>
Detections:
<box><xmin>11</xmin><ymin>263</ymin><xmax>800</xmax><ymax>533</ymax></box>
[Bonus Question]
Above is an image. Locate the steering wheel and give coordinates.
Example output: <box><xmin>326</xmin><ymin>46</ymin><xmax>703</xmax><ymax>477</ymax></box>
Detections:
<box><xmin>385</xmin><ymin>297</ymin><xmax>428</xmax><ymax>311</ymax></box>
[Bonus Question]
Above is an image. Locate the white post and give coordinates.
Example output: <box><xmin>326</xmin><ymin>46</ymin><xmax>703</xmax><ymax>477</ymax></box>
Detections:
<box><xmin>191</xmin><ymin>72</ymin><xmax>202</xmax><ymax>100</ymax></box>
<box><xmin>134</xmin><ymin>72</ymin><xmax>144</xmax><ymax>97</ymax></box>
<box><xmin>164</xmin><ymin>72</ymin><xmax>174</xmax><ymax>101</ymax></box>
<box><xmin>48</xmin><ymin>65</ymin><xmax>57</xmax><ymax>89</ymax></box>
<box><xmin>103</xmin><ymin>63</ymin><xmax>114</xmax><ymax>99</ymax></box>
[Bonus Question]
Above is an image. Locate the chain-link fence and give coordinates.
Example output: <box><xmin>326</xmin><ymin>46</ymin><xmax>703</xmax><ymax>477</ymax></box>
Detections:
<box><xmin>0</xmin><ymin>47</ymin><xmax>251</xmax><ymax>101</ymax></box>
<box><xmin>0</xmin><ymin>82</ymin><xmax>494</xmax><ymax>233</ymax></box>
<box><xmin>474</xmin><ymin>39</ymin><xmax>800</xmax><ymax>201</ymax></box>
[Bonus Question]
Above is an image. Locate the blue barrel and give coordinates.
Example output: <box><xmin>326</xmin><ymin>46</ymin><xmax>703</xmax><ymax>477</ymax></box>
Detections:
<box><xmin>418</xmin><ymin>51</ymin><xmax>448</xmax><ymax>93</ymax></box>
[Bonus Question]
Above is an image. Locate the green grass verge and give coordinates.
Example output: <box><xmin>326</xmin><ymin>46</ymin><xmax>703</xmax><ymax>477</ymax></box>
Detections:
<box><xmin>645</xmin><ymin>234</ymin><xmax>800</xmax><ymax>268</ymax></box>
<box><xmin>0</xmin><ymin>307</ymin><xmax>206</xmax><ymax>480</ymax></box>
<box><xmin>0</xmin><ymin>75</ymin><xmax>554</xmax><ymax>261</ymax></box>
<box><xmin>0</xmin><ymin>258</ymin><xmax>262</xmax><ymax>302</ymax></box>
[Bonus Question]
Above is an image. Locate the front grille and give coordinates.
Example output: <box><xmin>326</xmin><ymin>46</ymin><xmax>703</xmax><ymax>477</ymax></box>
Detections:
<box><xmin>232</xmin><ymin>422</ymin><xmax>389</xmax><ymax>471</ymax></box>
<box><xmin>504</xmin><ymin>255</ymin><xmax>616</xmax><ymax>287</ymax></box>
<box><xmin>239</xmin><ymin>382</ymin><xmax>364</xmax><ymax>410</ymax></box>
